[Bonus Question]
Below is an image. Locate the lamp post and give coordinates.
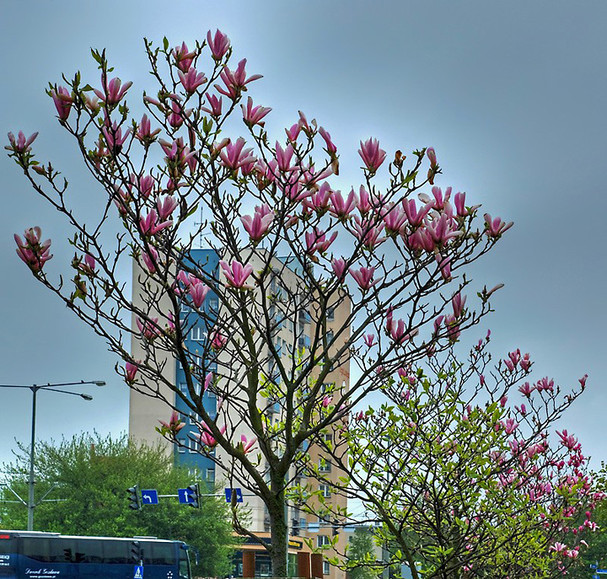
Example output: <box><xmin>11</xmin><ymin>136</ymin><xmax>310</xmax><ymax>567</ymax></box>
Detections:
<box><xmin>0</xmin><ymin>380</ymin><xmax>106</xmax><ymax>530</ymax></box>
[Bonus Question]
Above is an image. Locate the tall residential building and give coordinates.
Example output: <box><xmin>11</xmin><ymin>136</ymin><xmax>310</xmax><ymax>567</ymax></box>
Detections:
<box><xmin>129</xmin><ymin>248</ymin><xmax>350</xmax><ymax>579</ymax></box>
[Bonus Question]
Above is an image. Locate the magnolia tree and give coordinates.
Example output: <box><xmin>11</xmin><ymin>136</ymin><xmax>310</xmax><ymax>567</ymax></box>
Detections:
<box><xmin>309</xmin><ymin>335</ymin><xmax>598</xmax><ymax>579</ymax></box>
<box><xmin>7</xmin><ymin>30</ymin><xmax>514</xmax><ymax>575</ymax></box>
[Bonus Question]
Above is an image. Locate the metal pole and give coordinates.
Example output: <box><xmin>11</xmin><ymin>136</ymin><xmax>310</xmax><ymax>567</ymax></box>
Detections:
<box><xmin>27</xmin><ymin>386</ymin><xmax>37</xmax><ymax>531</ymax></box>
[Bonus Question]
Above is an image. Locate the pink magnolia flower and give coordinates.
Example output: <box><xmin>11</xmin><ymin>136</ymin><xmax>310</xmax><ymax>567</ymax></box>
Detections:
<box><xmin>102</xmin><ymin>122</ymin><xmax>131</xmax><ymax>153</ymax></box>
<box><xmin>220</xmin><ymin>259</ymin><xmax>254</xmax><ymax>288</ymax></box>
<box><xmin>275</xmin><ymin>142</ymin><xmax>295</xmax><ymax>172</ymax></box>
<box><xmin>386</xmin><ymin>309</ymin><xmax>416</xmax><ymax>344</ymax></box>
<box><xmin>139</xmin><ymin>209</ymin><xmax>173</xmax><ymax>236</ymax></box>
<box><xmin>14</xmin><ymin>227</ymin><xmax>53</xmax><ymax>273</ymax></box>
<box><xmin>451</xmin><ymin>292</ymin><xmax>466</xmax><ymax>318</ymax></box>
<box><xmin>125</xmin><ymin>361</ymin><xmax>138</xmax><ymax>384</ymax></box>
<box><xmin>188</xmin><ymin>278</ymin><xmax>210</xmax><ymax>308</ymax></box>
<box><xmin>172</xmin><ymin>42</ymin><xmax>195</xmax><ymax>72</ymax></box>
<box><xmin>331</xmin><ymin>257</ymin><xmax>347</xmax><ymax>281</ymax></box>
<box><xmin>352</xmin><ymin>217</ymin><xmax>386</xmax><ymax>250</ymax></box>
<box><xmin>403</xmin><ymin>198</ymin><xmax>432</xmax><ymax>227</ymax></box>
<box><xmin>6</xmin><ymin>131</ymin><xmax>38</xmax><ymax>154</ymax></box>
<box><xmin>136</xmin><ymin>317</ymin><xmax>161</xmax><ymax>341</ymax></box>
<box><xmin>135</xmin><ymin>114</ymin><xmax>161</xmax><ymax>143</ymax></box>
<box><xmin>130</xmin><ymin>173</ymin><xmax>156</xmax><ymax>198</ymax></box>
<box><xmin>201</xmin><ymin>94</ymin><xmax>223</xmax><ymax>117</ymax></box>
<box><xmin>484</xmin><ymin>213</ymin><xmax>514</xmax><ymax>238</ymax></box>
<box><xmin>241</xmin><ymin>205</ymin><xmax>274</xmax><ymax>242</ymax></box>
<box><xmin>383</xmin><ymin>204</ymin><xmax>407</xmax><ymax>235</ymax></box>
<box><xmin>156</xmin><ymin>196</ymin><xmax>179</xmax><ymax>221</ymax></box>
<box><xmin>304</xmin><ymin>182</ymin><xmax>332</xmax><ymax>213</ymax></box>
<box><xmin>203</xmin><ymin>372</ymin><xmax>214</xmax><ymax>393</ymax></box>
<box><xmin>435</xmin><ymin>254</ymin><xmax>452</xmax><ymax>281</ymax></box>
<box><xmin>358</xmin><ymin>138</ymin><xmax>386</xmax><ymax>172</ymax></box>
<box><xmin>216</xmin><ymin>59</ymin><xmax>262</xmax><ymax>100</ymax></box>
<box><xmin>557</xmin><ymin>429</ymin><xmax>581</xmax><ymax>451</ymax></box>
<box><xmin>219</xmin><ymin>138</ymin><xmax>256</xmax><ymax>172</ymax></box>
<box><xmin>319</xmin><ymin>127</ymin><xmax>337</xmax><ymax>155</ymax></box>
<box><xmin>425</xmin><ymin>213</ymin><xmax>462</xmax><ymax>246</ymax></box>
<box><xmin>321</xmin><ymin>395</ymin><xmax>333</xmax><ymax>408</ymax></box>
<box><xmin>142</xmin><ymin>246</ymin><xmax>159</xmax><ymax>274</ymax></box>
<box><xmin>426</xmin><ymin>147</ymin><xmax>438</xmax><ymax>169</ymax></box>
<box><xmin>167</xmin><ymin>100</ymin><xmax>186</xmax><ymax>128</ymax></box>
<box><xmin>50</xmin><ymin>86</ymin><xmax>73</xmax><ymax>121</ymax></box>
<box><xmin>77</xmin><ymin>253</ymin><xmax>96</xmax><ymax>276</ymax></box>
<box><xmin>158</xmin><ymin>410</ymin><xmax>185</xmax><ymax>434</ymax></box>
<box><xmin>207</xmin><ymin>29</ymin><xmax>230</xmax><ymax>60</ymax></box>
<box><xmin>94</xmin><ymin>77</ymin><xmax>133</xmax><ymax>106</ymax></box>
<box><xmin>210</xmin><ymin>329</ymin><xmax>227</xmax><ymax>350</ymax></box>
<box><xmin>518</xmin><ymin>382</ymin><xmax>534</xmax><ymax>397</ymax></box>
<box><xmin>363</xmin><ymin>334</ymin><xmax>375</xmax><ymax>347</ymax></box>
<box><xmin>238</xmin><ymin>435</ymin><xmax>256</xmax><ymax>454</ymax></box>
<box><xmin>160</xmin><ymin>137</ymin><xmax>197</xmax><ymax>175</ymax></box>
<box><xmin>285</xmin><ymin>122</ymin><xmax>301</xmax><ymax>142</ymax></box>
<box><xmin>198</xmin><ymin>423</ymin><xmax>226</xmax><ymax>448</ymax></box>
<box><xmin>454</xmin><ymin>191</ymin><xmax>469</xmax><ymax>217</ymax></box>
<box><xmin>329</xmin><ymin>189</ymin><xmax>357</xmax><ymax>220</ymax></box>
<box><xmin>350</xmin><ymin>266</ymin><xmax>376</xmax><ymax>291</ymax></box>
<box><xmin>179</xmin><ymin>68</ymin><xmax>207</xmax><ymax>94</ymax></box>
<box><xmin>357</xmin><ymin>186</ymin><xmax>373</xmax><ymax>215</ymax></box>
<box><xmin>305</xmin><ymin>228</ymin><xmax>338</xmax><ymax>255</ymax></box>
<box><xmin>241</xmin><ymin>96</ymin><xmax>271</xmax><ymax>127</ymax></box>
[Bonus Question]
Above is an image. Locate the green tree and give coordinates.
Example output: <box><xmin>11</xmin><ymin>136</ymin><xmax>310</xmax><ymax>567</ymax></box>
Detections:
<box><xmin>0</xmin><ymin>433</ymin><xmax>235</xmax><ymax>577</ymax></box>
<box><xmin>347</xmin><ymin>527</ymin><xmax>379</xmax><ymax>579</ymax></box>
<box><xmin>316</xmin><ymin>336</ymin><xmax>596</xmax><ymax>579</ymax></box>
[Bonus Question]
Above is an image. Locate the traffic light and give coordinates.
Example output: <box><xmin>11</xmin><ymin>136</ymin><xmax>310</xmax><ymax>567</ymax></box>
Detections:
<box><xmin>126</xmin><ymin>485</ymin><xmax>142</xmax><ymax>510</ymax></box>
<box><xmin>292</xmin><ymin>518</ymin><xmax>300</xmax><ymax>537</ymax></box>
<box><xmin>130</xmin><ymin>541</ymin><xmax>143</xmax><ymax>564</ymax></box>
<box><xmin>186</xmin><ymin>483</ymin><xmax>200</xmax><ymax>508</ymax></box>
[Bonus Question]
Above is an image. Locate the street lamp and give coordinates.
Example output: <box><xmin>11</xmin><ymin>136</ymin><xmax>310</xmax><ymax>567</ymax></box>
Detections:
<box><xmin>0</xmin><ymin>380</ymin><xmax>106</xmax><ymax>530</ymax></box>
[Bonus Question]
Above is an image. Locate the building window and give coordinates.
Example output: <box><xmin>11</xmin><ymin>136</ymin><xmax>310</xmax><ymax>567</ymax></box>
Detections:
<box><xmin>326</xmin><ymin>307</ymin><xmax>335</xmax><ymax>322</ymax></box>
<box><xmin>177</xmin><ymin>439</ymin><xmax>186</xmax><ymax>454</ymax></box>
<box><xmin>319</xmin><ymin>458</ymin><xmax>332</xmax><ymax>473</ymax></box>
<box><xmin>191</xmin><ymin>326</ymin><xmax>205</xmax><ymax>341</ymax></box>
<box><xmin>189</xmin><ymin>438</ymin><xmax>198</xmax><ymax>453</ymax></box>
<box><xmin>208</xmin><ymin>297</ymin><xmax>219</xmax><ymax>312</ymax></box>
<box><xmin>179</xmin><ymin>382</ymin><xmax>188</xmax><ymax>394</ymax></box>
<box><xmin>326</xmin><ymin>330</ymin><xmax>334</xmax><ymax>344</ymax></box>
<box><xmin>205</xmin><ymin>468</ymin><xmax>215</xmax><ymax>483</ymax></box>
<box><xmin>323</xmin><ymin>433</ymin><xmax>333</xmax><ymax>446</ymax></box>
<box><xmin>317</xmin><ymin>535</ymin><xmax>330</xmax><ymax>548</ymax></box>
<box><xmin>323</xmin><ymin>561</ymin><xmax>331</xmax><ymax>575</ymax></box>
<box><xmin>319</xmin><ymin>484</ymin><xmax>331</xmax><ymax>498</ymax></box>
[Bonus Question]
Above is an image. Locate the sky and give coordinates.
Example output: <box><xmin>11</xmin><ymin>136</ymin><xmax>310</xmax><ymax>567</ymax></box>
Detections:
<box><xmin>1</xmin><ymin>1</ymin><xmax>606</xmax><ymax>475</ymax></box>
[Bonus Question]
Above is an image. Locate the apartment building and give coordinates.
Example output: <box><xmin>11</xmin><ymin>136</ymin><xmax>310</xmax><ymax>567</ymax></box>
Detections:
<box><xmin>129</xmin><ymin>248</ymin><xmax>350</xmax><ymax>579</ymax></box>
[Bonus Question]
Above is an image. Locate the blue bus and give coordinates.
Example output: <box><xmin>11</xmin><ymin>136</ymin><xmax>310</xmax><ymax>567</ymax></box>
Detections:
<box><xmin>0</xmin><ymin>530</ymin><xmax>192</xmax><ymax>579</ymax></box>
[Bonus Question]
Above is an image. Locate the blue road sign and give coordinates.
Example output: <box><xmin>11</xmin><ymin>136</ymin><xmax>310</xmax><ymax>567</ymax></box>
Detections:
<box><xmin>178</xmin><ymin>488</ymin><xmax>194</xmax><ymax>504</ymax></box>
<box><xmin>140</xmin><ymin>489</ymin><xmax>158</xmax><ymax>505</ymax></box>
<box><xmin>134</xmin><ymin>565</ymin><xmax>144</xmax><ymax>578</ymax></box>
<box><xmin>225</xmin><ymin>487</ymin><xmax>243</xmax><ymax>503</ymax></box>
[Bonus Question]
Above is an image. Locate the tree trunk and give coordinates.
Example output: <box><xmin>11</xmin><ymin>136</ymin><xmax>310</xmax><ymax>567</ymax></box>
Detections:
<box><xmin>267</xmin><ymin>476</ymin><xmax>288</xmax><ymax>577</ymax></box>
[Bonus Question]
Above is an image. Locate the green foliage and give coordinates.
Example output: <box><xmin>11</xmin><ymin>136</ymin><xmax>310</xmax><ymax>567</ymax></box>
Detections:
<box><xmin>347</xmin><ymin>527</ymin><xmax>379</xmax><ymax>579</ymax></box>
<box><xmin>0</xmin><ymin>432</ymin><xmax>235</xmax><ymax>577</ymax></box>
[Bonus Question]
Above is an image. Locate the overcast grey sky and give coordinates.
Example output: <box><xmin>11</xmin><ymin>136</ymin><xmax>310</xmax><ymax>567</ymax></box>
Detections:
<box><xmin>1</xmin><ymin>1</ymin><xmax>606</xmax><ymax>470</ymax></box>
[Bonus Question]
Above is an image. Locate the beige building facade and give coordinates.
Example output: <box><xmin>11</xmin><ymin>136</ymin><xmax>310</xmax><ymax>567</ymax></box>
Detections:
<box><xmin>129</xmin><ymin>248</ymin><xmax>350</xmax><ymax>579</ymax></box>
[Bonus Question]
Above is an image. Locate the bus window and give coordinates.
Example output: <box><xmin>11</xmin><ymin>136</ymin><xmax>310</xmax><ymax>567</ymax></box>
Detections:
<box><xmin>179</xmin><ymin>544</ymin><xmax>191</xmax><ymax>579</ymax></box>
<box><xmin>146</xmin><ymin>542</ymin><xmax>175</xmax><ymax>566</ymax></box>
<box><xmin>77</xmin><ymin>539</ymin><xmax>103</xmax><ymax>563</ymax></box>
<box><xmin>102</xmin><ymin>540</ymin><xmax>129</xmax><ymax>564</ymax></box>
